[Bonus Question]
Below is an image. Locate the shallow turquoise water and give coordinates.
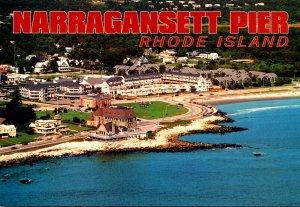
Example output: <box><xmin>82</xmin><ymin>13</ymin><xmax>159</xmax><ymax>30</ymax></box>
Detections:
<box><xmin>1</xmin><ymin>98</ymin><xmax>300</xmax><ymax>206</ymax></box>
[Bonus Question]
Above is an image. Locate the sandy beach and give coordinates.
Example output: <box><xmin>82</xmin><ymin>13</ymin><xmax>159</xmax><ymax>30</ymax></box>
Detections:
<box><xmin>202</xmin><ymin>90</ymin><xmax>300</xmax><ymax>106</ymax></box>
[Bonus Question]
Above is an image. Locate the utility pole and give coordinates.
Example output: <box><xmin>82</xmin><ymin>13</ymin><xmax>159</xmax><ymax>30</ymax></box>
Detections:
<box><xmin>79</xmin><ymin>111</ymin><xmax>82</xmax><ymax>128</ymax></box>
<box><xmin>10</xmin><ymin>41</ymin><xmax>16</xmax><ymax>68</ymax></box>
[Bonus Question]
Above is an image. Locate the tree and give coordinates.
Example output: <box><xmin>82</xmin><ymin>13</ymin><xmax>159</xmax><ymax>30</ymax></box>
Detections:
<box><xmin>17</xmin><ymin>59</ymin><xmax>33</xmax><ymax>74</ymax></box>
<box><xmin>159</xmin><ymin>64</ymin><xmax>166</xmax><ymax>74</ymax></box>
<box><xmin>73</xmin><ymin>116</ymin><xmax>81</xmax><ymax>123</ymax></box>
<box><xmin>5</xmin><ymin>91</ymin><xmax>36</xmax><ymax>130</ymax></box>
<box><xmin>48</xmin><ymin>60</ymin><xmax>58</xmax><ymax>73</ymax></box>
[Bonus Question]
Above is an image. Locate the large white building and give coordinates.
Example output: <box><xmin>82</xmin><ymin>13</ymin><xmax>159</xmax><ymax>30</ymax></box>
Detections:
<box><xmin>20</xmin><ymin>83</ymin><xmax>59</xmax><ymax>101</ymax></box>
<box><xmin>0</xmin><ymin>125</ymin><xmax>16</xmax><ymax>138</ymax></box>
<box><xmin>29</xmin><ymin>115</ymin><xmax>69</xmax><ymax>135</ymax></box>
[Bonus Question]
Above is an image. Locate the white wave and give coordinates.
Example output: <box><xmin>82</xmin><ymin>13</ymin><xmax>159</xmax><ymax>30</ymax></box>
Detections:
<box><xmin>229</xmin><ymin>105</ymin><xmax>300</xmax><ymax>116</ymax></box>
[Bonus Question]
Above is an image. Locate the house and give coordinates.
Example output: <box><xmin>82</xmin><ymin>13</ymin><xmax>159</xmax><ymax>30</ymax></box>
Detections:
<box><xmin>87</xmin><ymin>98</ymin><xmax>137</xmax><ymax>129</ymax></box>
<box><xmin>177</xmin><ymin>57</ymin><xmax>189</xmax><ymax>63</ymax></box>
<box><xmin>249</xmin><ymin>71</ymin><xmax>278</xmax><ymax>82</ymax></box>
<box><xmin>0</xmin><ymin>125</ymin><xmax>16</xmax><ymax>138</ymax></box>
<box><xmin>59</xmin><ymin>81</ymin><xmax>85</xmax><ymax>94</ymax></box>
<box><xmin>159</xmin><ymin>49</ymin><xmax>177</xmax><ymax>59</ymax></box>
<box><xmin>100</xmin><ymin>76</ymin><xmax>125</xmax><ymax>96</ymax></box>
<box><xmin>57</xmin><ymin>58</ymin><xmax>71</xmax><ymax>72</ymax></box>
<box><xmin>80</xmin><ymin>77</ymin><xmax>107</xmax><ymax>89</ymax></box>
<box><xmin>163</xmin><ymin>56</ymin><xmax>176</xmax><ymax>64</ymax></box>
<box><xmin>212</xmin><ymin>77</ymin><xmax>234</xmax><ymax>87</ymax></box>
<box><xmin>163</xmin><ymin>68</ymin><xmax>203</xmax><ymax>84</ymax></box>
<box><xmin>197</xmin><ymin>53</ymin><xmax>209</xmax><ymax>58</ymax></box>
<box><xmin>255</xmin><ymin>3</ymin><xmax>265</xmax><ymax>6</ymax></box>
<box><xmin>137</xmin><ymin>56</ymin><xmax>149</xmax><ymax>65</ymax></box>
<box><xmin>20</xmin><ymin>83</ymin><xmax>59</xmax><ymax>101</ymax></box>
<box><xmin>143</xmin><ymin>48</ymin><xmax>153</xmax><ymax>56</ymax></box>
<box><xmin>226</xmin><ymin>3</ymin><xmax>235</xmax><ymax>7</ymax></box>
<box><xmin>57</xmin><ymin>81</ymin><xmax>86</xmax><ymax>98</ymax></box>
<box><xmin>208</xmin><ymin>53</ymin><xmax>220</xmax><ymax>60</ymax></box>
<box><xmin>186</xmin><ymin>50</ymin><xmax>199</xmax><ymax>57</ymax></box>
<box><xmin>114</xmin><ymin>64</ymin><xmax>161</xmax><ymax>75</ymax></box>
<box><xmin>65</xmin><ymin>47</ymin><xmax>74</xmax><ymax>53</ymax></box>
<box><xmin>34</xmin><ymin>61</ymin><xmax>49</xmax><ymax>73</ymax></box>
<box><xmin>192</xmin><ymin>4</ymin><xmax>201</xmax><ymax>9</ymax></box>
<box><xmin>25</xmin><ymin>55</ymin><xmax>37</xmax><ymax>61</ymax></box>
<box><xmin>29</xmin><ymin>115</ymin><xmax>69</xmax><ymax>135</ymax></box>
<box><xmin>6</xmin><ymin>74</ymin><xmax>30</xmax><ymax>84</ymax></box>
<box><xmin>205</xmin><ymin>4</ymin><xmax>213</xmax><ymax>8</ymax></box>
<box><xmin>197</xmin><ymin>77</ymin><xmax>212</xmax><ymax>91</ymax></box>
<box><xmin>124</xmin><ymin>73</ymin><xmax>162</xmax><ymax>88</ymax></box>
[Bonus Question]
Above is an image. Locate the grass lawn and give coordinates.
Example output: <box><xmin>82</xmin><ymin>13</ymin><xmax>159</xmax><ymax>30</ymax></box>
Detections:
<box><xmin>0</xmin><ymin>101</ymin><xmax>6</xmax><ymax>108</ymax></box>
<box><xmin>0</xmin><ymin>133</ymin><xmax>38</xmax><ymax>147</ymax></box>
<box><xmin>36</xmin><ymin>110</ymin><xmax>91</xmax><ymax>121</ymax></box>
<box><xmin>119</xmin><ymin>101</ymin><xmax>189</xmax><ymax>120</ymax></box>
<box><xmin>63</xmin><ymin>123</ymin><xmax>94</xmax><ymax>131</ymax></box>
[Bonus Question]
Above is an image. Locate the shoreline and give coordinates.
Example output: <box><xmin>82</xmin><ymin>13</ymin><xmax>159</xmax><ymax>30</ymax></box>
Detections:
<box><xmin>202</xmin><ymin>91</ymin><xmax>300</xmax><ymax>106</ymax></box>
<box><xmin>0</xmin><ymin>115</ymin><xmax>244</xmax><ymax>167</ymax></box>
<box><xmin>1</xmin><ymin>91</ymin><xmax>299</xmax><ymax>167</ymax></box>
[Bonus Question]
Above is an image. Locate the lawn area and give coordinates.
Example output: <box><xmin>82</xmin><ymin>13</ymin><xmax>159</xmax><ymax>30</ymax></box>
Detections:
<box><xmin>0</xmin><ymin>101</ymin><xmax>7</xmax><ymax>108</ymax></box>
<box><xmin>119</xmin><ymin>101</ymin><xmax>189</xmax><ymax>120</ymax></box>
<box><xmin>0</xmin><ymin>133</ymin><xmax>38</xmax><ymax>147</ymax></box>
<box><xmin>36</xmin><ymin>110</ymin><xmax>91</xmax><ymax>121</ymax></box>
<box><xmin>64</xmin><ymin>123</ymin><xmax>94</xmax><ymax>131</ymax></box>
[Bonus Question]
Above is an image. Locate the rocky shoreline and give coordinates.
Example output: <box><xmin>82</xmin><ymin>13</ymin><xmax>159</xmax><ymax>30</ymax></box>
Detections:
<box><xmin>0</xmin><ymin>115</ymin><xmax>246</xmax><ymax>168</ymax></box>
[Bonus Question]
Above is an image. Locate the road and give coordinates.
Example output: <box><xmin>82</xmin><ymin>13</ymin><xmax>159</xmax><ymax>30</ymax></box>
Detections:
<box><xmin>0</xmin><ymin>131</ymin><xmax>90</xmax><ymax>155</ymax></box>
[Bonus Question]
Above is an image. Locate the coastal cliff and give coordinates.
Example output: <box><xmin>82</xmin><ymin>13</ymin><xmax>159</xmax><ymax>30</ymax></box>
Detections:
<box><xmin>0</xmin><ymin>115</ymin><xmax>246</xmax><ymax>167</ymax></box>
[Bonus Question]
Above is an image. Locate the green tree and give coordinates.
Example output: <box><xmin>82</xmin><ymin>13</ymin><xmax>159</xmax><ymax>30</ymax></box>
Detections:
<box><xmin>5</xmin><ymin>91</ymin><xmax>36</xmax><ymax>130</ymax></box>
<box><xmin>48</xmin><ymin>60</ymin><xmax>58</xmax><ymax>73</ymax></box>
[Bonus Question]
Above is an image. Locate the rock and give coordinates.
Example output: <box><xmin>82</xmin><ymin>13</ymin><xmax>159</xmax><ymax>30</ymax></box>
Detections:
<box><xmin>19</xmin><ymin>179</ymin><xmax>33</xmax><ymax>184</ymax></box>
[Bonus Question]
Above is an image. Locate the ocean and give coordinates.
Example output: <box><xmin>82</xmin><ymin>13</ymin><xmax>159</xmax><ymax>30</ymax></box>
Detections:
<box><xmin>1</xmin><ymin>98</ymin><xmax>300</xmax><ymax>206</ymax></box>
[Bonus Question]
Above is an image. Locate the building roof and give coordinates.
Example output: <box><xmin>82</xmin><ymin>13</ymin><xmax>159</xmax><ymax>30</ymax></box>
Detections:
<box><xmin>124</xmin><ymin>72</ymin><xmax>161</xmax><ymax>81</ymax></box>
<box><xmin>0</xmin><ymin>117</ymin><xmax>6</xmax><ymax>124</ymax></box>
<box><xmin>59</xmin><ymin>81</ymin><xmax>82</xmax><ymax>88</ymax></box>
<box><xmin>101</xmin><ymin>122</ymin><xmax>120</xmax><ymax>134</ymax></box>
<box><xmin>22</xmin><ymin>83</ymin><xmax>58</xmax><ymax>91</ymax></box>
<box><xmin>106</xmin><ymin>76</ymin><xmax>123</xmax><ymax>86</ymax></box>
<box><xmin>164</xmin><ymin>70</ymin><xmax>200</xmax><ymax>78</ymax></box>
<box><xmin>82</xmin><ymin>77</ymin><xmax>107</xmax><ymax>86</ymax></box>
<box><xmin>93</xmin><ymin>106</ymin><xmax>136</xmax><ymax>119</ymax></box>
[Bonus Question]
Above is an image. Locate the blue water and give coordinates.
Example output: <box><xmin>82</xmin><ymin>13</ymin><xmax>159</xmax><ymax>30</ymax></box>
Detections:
<box><xmin>1</xmin><ymin>98</ymin><xmax>300</xmax><ymax>206</ymax></box>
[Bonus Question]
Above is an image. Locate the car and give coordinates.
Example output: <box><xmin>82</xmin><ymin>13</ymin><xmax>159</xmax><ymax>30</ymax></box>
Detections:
<box><xmin>199</xmin><ymin>94</ymin><xmax>204</xmax><ymax>96</ymax></box>
<box><xmin>10</xmin><ymin>146</ymin><xmax>18</xmax><ymax>150</ymax></box>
